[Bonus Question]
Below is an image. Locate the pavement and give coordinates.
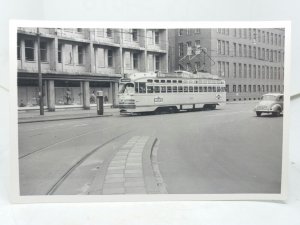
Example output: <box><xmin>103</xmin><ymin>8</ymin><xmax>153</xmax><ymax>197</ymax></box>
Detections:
<box><xmin>18</xmin><ymin>101</ymin><xmax>259</xmax><ymax>123</ymax></box>
<box><xmin>18</xmin><ymin>105</ymin><xmax>120</xmax><ymax>123</ymax></box>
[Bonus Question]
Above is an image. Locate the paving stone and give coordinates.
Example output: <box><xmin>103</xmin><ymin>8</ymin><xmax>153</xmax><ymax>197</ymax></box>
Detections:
<box><xmin>125</xmin><ymin>187</ymin><xmax>147</xmax><ymax>194</ymax></box>
<box><xmin>109</xmin><ymin>164</ymin><xmax>126</xmax><ymax>169</ymax></box>
<box><xmin>103</xmin><ymin>182</ymin><xmax>124</xmax><ymax>189</ymax></box>
<box><xmin>124</xmin><ymin>181</ymin><xmax>145</xmax><ymax>187</ymax></box>
<box><xmin>106</xmin><ymin>169</ymin><xmax>124</xmax><ymax>174</ymax></box>
<box><xmin>110</xmin><ymin>160</ymin><xmax>126</xmax><ymax>164</ymax></box>
<box><xmin>125</xmin><ymin>165</ymin><xmax>142</xmax><ymax>170</ymax></box>
<box><xmin>105</xmin><ymin>173</ymin><xmax>124</xmax><ymax>179</ymax></box>
<box><xmin>124</xmin><ymin>173</ymin><xmax>143</xmax><ymax>178</ymax></box>
<box><xmin>125</xmin><ymin>177</ymin><xmax>144</xmax><ymax>183</ymax></box>
<box><xmin>113</xmin><ymin>156</ymin><xmax>127</xmax><ymax>161</ymax></box>
<box><xmin>107</xmin><ymin>166</ymin><xmax>125</xmax><ymax>170</ymax></box>
<box><xmin>104</xmin><ymin>177</ymin><xmax>125</xmax><ymax>183</ymax></box>
<box><xmin>126</xmin><ymin>163</ymin><xmax>142</xmax><ymax>167</ymax></box>
<box><xmin>125</xmin><ymin>169</ymin><xmax>143</xmax><ymax>174</ymax></box>
<box><xmin>103</xmin><ymin>187</ymin><xmax>125</xmax><ymax>195</ymax></box>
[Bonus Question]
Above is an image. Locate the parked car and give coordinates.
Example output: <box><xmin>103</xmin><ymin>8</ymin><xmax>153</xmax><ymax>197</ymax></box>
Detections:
<box><xmin>254</xmin><ymin>93</ymin><xmax>284</xmax><ymax>117</ymax></box>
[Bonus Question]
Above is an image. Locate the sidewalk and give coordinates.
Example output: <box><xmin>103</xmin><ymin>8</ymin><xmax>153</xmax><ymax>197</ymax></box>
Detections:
<box><xmin>18</xmin><ymin>105</ymin><xmax>120</xmax><ymax>123</ymax></box>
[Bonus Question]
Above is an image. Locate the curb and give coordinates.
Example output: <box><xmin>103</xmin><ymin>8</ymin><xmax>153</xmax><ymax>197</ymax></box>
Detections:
<box><xmin>142</xmin><ymin>137</ymin><xmax>161</xmax><ymax>194</ymax></box>
<box><xmin>18</xmin><ymin>114</ymin><xmax>113</xmax><ymax>124</ymax></box>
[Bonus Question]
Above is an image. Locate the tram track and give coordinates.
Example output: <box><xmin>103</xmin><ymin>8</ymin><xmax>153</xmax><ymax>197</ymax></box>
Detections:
<box><xmin>46</xmin><ymin>131</ymin><xmax>131</xmax><ymax>195</ymax></box>
<box><xmin>19</xmin><ymin>121</ymin><xmax>131</xmax><ymax>159</ymax></box>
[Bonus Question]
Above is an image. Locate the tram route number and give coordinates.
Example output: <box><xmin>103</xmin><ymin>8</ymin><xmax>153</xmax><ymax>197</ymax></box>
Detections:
<box><xmin>154</xmin><ymin>97</ymin><xmax>163</xmax><ymax>103</ymax></box>
<box><xmin>216</xmin><ymin>94</ymin><xmax>222</xmax><ymax>100</ymax></box>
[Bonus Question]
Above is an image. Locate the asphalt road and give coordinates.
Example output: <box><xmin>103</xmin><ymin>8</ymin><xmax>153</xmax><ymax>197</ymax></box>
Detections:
<box><xmin>18</xmin><ymin>102</ymin><xmax>283</xmax><ymax>195</ymax></box>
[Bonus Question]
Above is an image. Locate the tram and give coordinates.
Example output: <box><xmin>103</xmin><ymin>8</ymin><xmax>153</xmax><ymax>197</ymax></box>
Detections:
<box><xmin>118</xmin><ymin>70</ymin><xmax>226</xmax><ymax>115</ymax></box>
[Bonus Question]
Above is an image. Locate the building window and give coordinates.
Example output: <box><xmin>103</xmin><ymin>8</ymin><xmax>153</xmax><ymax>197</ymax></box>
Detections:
<box><xmin>248</xmin><ymin>28</ymin><xmax>252</xmax><ymax>39</ymax></box>
<box><xmin>244</xmin><ymin>64</ymin><xmax>247</xmax><ymax>78</ymax></box>
<box><xmin>248</xmin><ymin>46</ymin><xmax>252</xmax><ymax>58</ymax></box>
<box><xmin>239</xmin><ymin>44</ymin><xmax>242</xmax><ymax>57</ymax></box>
<box><xmin>279</xmin><ymin>35</ymin><xmax>281</xmax><ymax>46</ymax></box>
<box><xmin>258</xmin><ymin>65</ymin><xmax>261</xmax><ymax>79</ymax></box>
<box><xmin>222</xmin><ymin>41</ymin><xmax>225</xmax><ymax>55</ymax></box>
<box><xmin>106</xmin><ymin>29</ymin><xmax>113</xmax><ymax>38</ymax></box>
<box><xmin>253</xmin><ymin>47</ymin><xmax>256</xmax><ymax>59</ymax></box>
<box><xmin>233</xmin><ymin>85</ymin><xmax>236</xmax><ymax>92</ymax></box>
<box><xmin>107</xmin><ymin>49</ymin><xmax>113</xmax><ymax>67</ymax></box>
<box><xmin>226</xmin><ymin>41</ymin><xmax>229</xmax><ymax>55</ymax></box>
<box><xmin>178</xmin><ymin>29</ymin><xmax>184</xmax><ymax>36</ymax></box>
<box><xmin>25</xmin><ymin>39</ymin><xmax>35</xmax><ymax>61</ymax></box>
<box><xmin>233</xmin><ymin>43</ymin><xmax>237</xmax><ymax>56</ymax></box>
<box><xmin>243</xmin><ymin>85</ymin><xmax>247</xmax><ymax>92</ymax></box>
<box><xmin>238</xmin><ymin>63</ymin><xmax>242</xmax><ymax>77</ymax></box>
<box><xmin>132</xmin><ymin>29</ymin><xmax>138</xmax><ymax>42</ymax></box>
<box><xmin>76</xmin><ymin>28</ymin><xmax>83</xmax><ymax>33</ymax></box>
<box><xmin>226</xmin><ymin>62</ymin><xmax>229</xmax><ymax>77</ymax></box>
<box><xmin>133</xmin><ymin>52</ymin><xmax>139</xmax><ymax>69</ymax></box>
<box><xmin>233</xmin><ymin>29</ymin><xmax>237</xmax><ymax>37</ymax></box>
<box><xmin>258</xmin><ymin>30</ymin><xmax>261</xmax><ymax>42</ymax></box>
<box><xmin>271</xmin><ymin>33</ymin><xmax>273</xmax><ymax>45</ymax></box>
<box><xmin>249</xmin><ymin>85</ymin><xmax>252</xmax><ymax>93</ymax></box>
<box><xmin>179</xmin><ymin>43</ymin><xmax>184</xmax><ymax>57</ymax></box>
<box><xmin>258</xmin><ymin>85</ymin><xmax>261</xmax><ymax>92</ymax></box>
<box><xmin>253</xmin><ymin>85</ymin><xmax>256</xmax><ymax>92</ymax></box>
<box><xmin>238</xmin><ymin>85</ymin><xmax>241</xmax><ymax>93</ymax></box>
<box><xmin>218</xmin><ymin>61</ymin><xmax>221</xmax><ymax>76</ymax></box>
<box><xmin>58</xmin><ymin>43</ymin><xmax>62</xmax><ymax>63</ymax></box>
<box><xmin>253</xmin><ymin>65</ymin><xmax>256</xmax><ymax>78</ymax></box>
<box><xmin>40</xmin><ymin>41</ymin><xmax>47</xmax><ymax>62</ymax></box>
<box><xmin>96</xmin><ymin>29</ymin><xmax>104</xmax><ymax>37</ymax></box>
<box><xmin>78</xmin><ymin>46</ymin><xmax>84</xmax><ymax>65</ymax></box>
<box><xmin>262</xmin><ymin>66</ymin><xmax>265</xmax><ymax>79</ymax></box>
<box><xmin>155</xmin><ymin>30</ymin><xmax>160</xmax><ymax>44</ymax></box>
<box><xmin>155</xmin><ymin>55</ymin><xmax>160</xmax><ymax>71</ymax></box>
<box><xmin>249</xmin><ymin>64</ymin><xmax>252</xmax><ymax>78</ymax></box>
<box><xmin>275</xmin><ymin>34</ymin><xmax>278</xmax><ymax>45</ymax></box>
<box><xmin>17</xmin><ymin>39</ymin><xmax>21</xmax><ymax>60</ymax></box>
<box><xmin>262</xmin><ymin>31</ymin><xmax>265</xmax><ymax>43</ymax></box>
<box><xmin>258</xmin><ymin>47</ymin><xmax>261</xmax><ymax>59</ymax></box>
<box><xmin>233</xmin><ymin>63</ymin><xmax>237</xmax><ymax>77</ymax></box>
<box><xmin>266</xmin><ymin>66</ymin><xmax>269</xmax><ymax>79</ymax></box>
<box><xmin>243</xmin><ymin>29</ymin><xmax>247</xmax><ymax>38</ymax></box>
<box><xmin>262</xmin><ymin>48</ymin><xmax>265</xmax><ymax>60</ymax></box>
<box><xmin>218</xmin><ymin>40</ymin><xmax>221</xmax><ymax>54</ymax></box>
<box><xmin>226</xmin><ymin>84</ymin><xmax>229</xmax><ymax>92</ymax></box>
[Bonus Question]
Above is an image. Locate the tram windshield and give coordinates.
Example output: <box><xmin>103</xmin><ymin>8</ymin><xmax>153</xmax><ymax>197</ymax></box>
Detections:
<box><xmin>119</xmin><ymin>83</ymin><xmax>135</xmax><ymax>94</ymax></box>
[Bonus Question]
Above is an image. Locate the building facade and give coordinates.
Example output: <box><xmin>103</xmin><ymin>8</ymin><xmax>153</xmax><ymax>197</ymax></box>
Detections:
<box><xmin>17</xmin><ymin>28</ymin><xmax>168</xmax><ymax>110</ymax></box>
<box><xmin>169</xmin><ymin>28</ymin><xmax>285</xmax><ymax>101</ymax></box>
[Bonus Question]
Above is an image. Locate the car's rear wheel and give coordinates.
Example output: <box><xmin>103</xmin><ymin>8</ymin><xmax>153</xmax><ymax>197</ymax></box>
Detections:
<box><xmin>256</xmin><ymin>112</ymin><xmax>262</xmax><ymax>117</ymax></box>
<box><xmin>272</xmin><ymin>111</ymin><xmax>280</xmax><ymax>117</ymax></box>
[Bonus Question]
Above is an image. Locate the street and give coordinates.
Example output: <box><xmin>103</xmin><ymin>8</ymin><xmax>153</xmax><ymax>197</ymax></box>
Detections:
<box><xmin>18</xmin><ymin>102</ymin><xmax>283</xmax><ymax>195</ymax></box>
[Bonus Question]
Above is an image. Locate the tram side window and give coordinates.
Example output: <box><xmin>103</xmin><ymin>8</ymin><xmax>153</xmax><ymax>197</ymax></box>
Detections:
<box><xmin>172</xmin><ymin>80</ymin><xmax>177</xmax><ymax>83</ymax></box>
<box><xmin>204</xmin><ymin>87</ymin><xmax>207</xmax><ymax>92</ymax></box>
<box><xmin>167</xmin><ymin>86</ymin><xmax>172</xmax><ymax>93</ymax></box>
<box><xmin>217</xmin><ymin>87</ymin><xmax>221</xmax><ymax>92</ymax></box>
<box><xmin>194</xmin><ymin>86</ymin><xmax>198</xmax><ymax>92</ymax></box>
<box><xmin>154</xmin><ymin>80</ymin><xmax>159</xmax><ymax>83</ymax></box>
<box><xmin>199</xmin><ymin>86</ymin><xmax>203</xmax><ymax>92</ymax></box>
<box><xmin>222</xmin><ymin>87</ymin><xmax>226</xmax><ymax>92</ymax></box>
<box><xmin>138</xmin><ymin>82</ymin><xmax>146</xmax><ymax>93</ymax></box>
<box><xmin>208</xmin><ymin>87</ymin><xmax>212</xmax><ymax>92</ymax></box>
<box><xmin>161</xmin><ymin>86</ymin><xmax>166</xmax><ymax>93</ymax></box>
<box><xmin>213</xmin><ymin>87</ymin><xmax>216</xmax><ymax>92</ymax></box>
<box><xmin>178</xmin><ymin>86</ymin><xmax>183</xmax><ymax>92</ymax></box>
<box><xmin>135</xmin><ymin>82</ymin><xmax>139</xmax><ymax>93</ymax></box>
<box><xmin>147</xmin><ymin>86</ymin><xmax>153</xmax><ymax>93</ymax></box>
<box><xmin>184</xmin><ymin>86</ymin><xmax>188</xmax><ymax>92</ymax></box>
<box><xmin>173</xmin><ymin>86</ymin><xmax>178</xmax><ymax>92</ymax></box>
<box><xmin>178</xmin><ymin>80</ymin><xmax>183</xmax><ymax>83</ymax></box>
<box><xmin>189</xmin><ymin>86</ymin><xmax>193</xmax><ymax>92</ymax></box>
<box><xmin>154</xmin><ymin>86</ymin><xmax>160</xmax><ymax>93</ymax></box>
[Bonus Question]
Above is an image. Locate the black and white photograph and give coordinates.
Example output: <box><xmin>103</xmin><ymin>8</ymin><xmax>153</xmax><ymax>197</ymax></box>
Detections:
<box><xmin>11</xmin><ymin>22</ymin><xmax>289</xmax><ymax>201</ymax></box>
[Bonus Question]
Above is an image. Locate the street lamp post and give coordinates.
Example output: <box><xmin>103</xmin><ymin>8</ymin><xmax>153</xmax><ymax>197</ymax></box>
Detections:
<box><xmin>37</xmin><ymin>28</ymin><xmax>44</xmax><ymax>115</ymax></box>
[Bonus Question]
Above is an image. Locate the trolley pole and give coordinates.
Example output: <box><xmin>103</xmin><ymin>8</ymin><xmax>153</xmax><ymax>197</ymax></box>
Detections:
<box><xmin>37</xmin><ymin>28</ymin><xmax>44</xmax><ymax>115</ymax></box>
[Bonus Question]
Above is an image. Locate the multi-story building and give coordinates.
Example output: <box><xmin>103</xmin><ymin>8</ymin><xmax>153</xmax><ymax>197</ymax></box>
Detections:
<box><xmin>169</xmin><ymin>28</ymin><xmax>285</xmax><ymax>101</ymax></box>
<box><xmin>17</xmin><ymin>28</ymin><xmax>168</xmax><ymax>110</ymax></box>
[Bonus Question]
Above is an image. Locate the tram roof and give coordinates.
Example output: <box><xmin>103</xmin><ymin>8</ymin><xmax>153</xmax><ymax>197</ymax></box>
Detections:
<box><xmin>124</xmin><ymin>71</ymin><xmax>221</xmax><ymax>81</ymax></box>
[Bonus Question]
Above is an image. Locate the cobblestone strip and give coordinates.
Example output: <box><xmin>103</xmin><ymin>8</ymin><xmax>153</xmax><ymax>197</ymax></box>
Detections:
<box><xmin>102</xmin><ymin>136</ymin><xmax>149</xmax><ymax>194</ymax></box>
